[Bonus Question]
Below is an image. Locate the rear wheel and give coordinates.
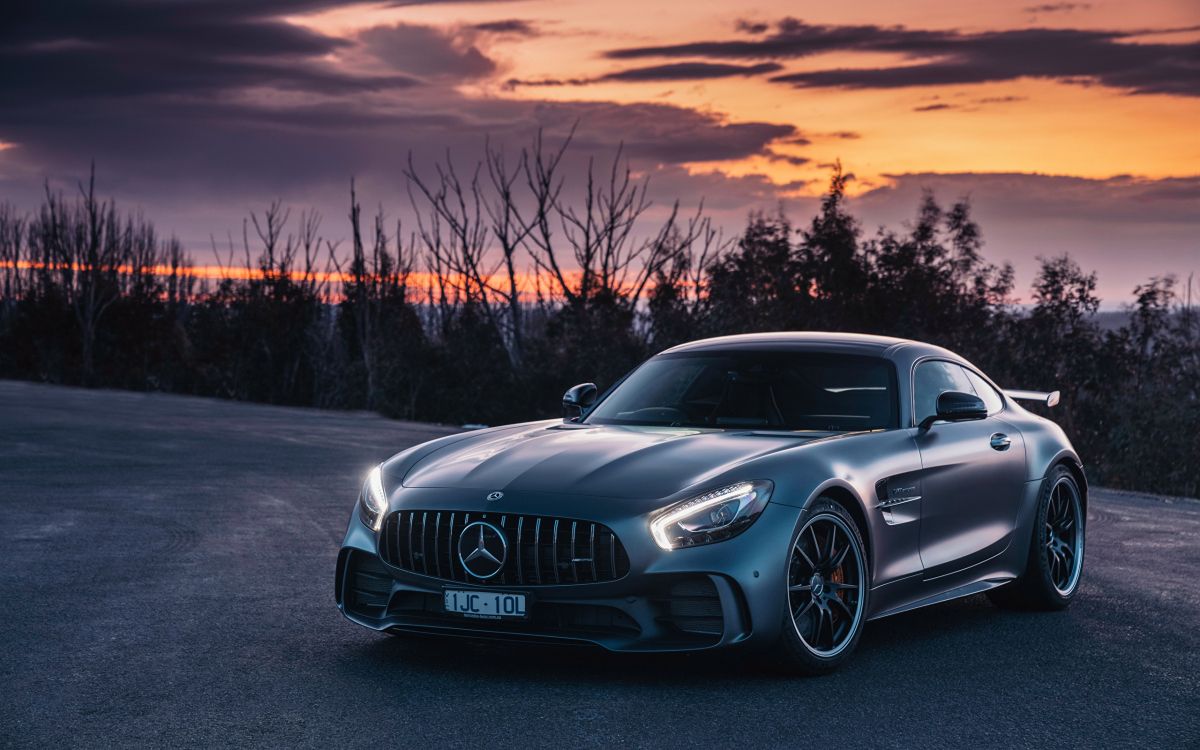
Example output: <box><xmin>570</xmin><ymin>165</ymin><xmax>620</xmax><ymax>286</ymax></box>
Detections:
<box><xmin>775</xmin><ymin>499</ymin><xmax>869</xmax><ymax>675</ymax></box>
<box><xmin>988</xmin><ymin>465</ymin><xmax>1085</xmax><ymax>610</ymax></box>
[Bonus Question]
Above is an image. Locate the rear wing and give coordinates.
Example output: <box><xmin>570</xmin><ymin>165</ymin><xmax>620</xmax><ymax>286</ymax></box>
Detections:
<box><xmin>1005</xmin><ymin>389</ymin><xmax>1061</xmax><ymax>407</ymax></box>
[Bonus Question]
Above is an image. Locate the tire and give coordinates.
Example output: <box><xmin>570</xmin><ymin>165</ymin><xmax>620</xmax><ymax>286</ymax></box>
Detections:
<box><xmin>774</xmin><ymin>499</ymin><xmax>870</xmax><ymax>675</ymax></box>
<box><xmin>987</xmin><ymin>464</ymin><xmax>1085</xmax><ymax>611</ymax></box>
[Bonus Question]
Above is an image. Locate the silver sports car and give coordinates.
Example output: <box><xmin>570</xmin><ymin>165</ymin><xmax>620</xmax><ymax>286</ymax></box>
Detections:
<box><xmin>335</xmin><ymin>332</ymin><xmax>1086</xmax><ymax>673</ymax></box>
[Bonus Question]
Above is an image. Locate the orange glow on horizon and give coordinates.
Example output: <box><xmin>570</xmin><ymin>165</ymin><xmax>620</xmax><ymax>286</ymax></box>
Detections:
<box><xmin>0</xmin><ymin>260</ymin><xmax>657</xmax><ymax>301</ymax></box>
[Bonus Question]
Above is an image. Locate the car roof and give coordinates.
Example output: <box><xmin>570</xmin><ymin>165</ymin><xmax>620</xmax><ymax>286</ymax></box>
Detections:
<box><xmin>662</xmin><ymin>331</ymin><xmax>911</xmax><ymax>355</ymax></box>
<box><xmin>659</xmin><ymin>331</ymin><xmax>971</xmax><ymax>368</ymax></box>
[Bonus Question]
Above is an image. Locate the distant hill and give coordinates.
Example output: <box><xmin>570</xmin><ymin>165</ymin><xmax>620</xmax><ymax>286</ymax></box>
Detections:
<box><xmin>1093</xmin><ymin>311</ymin><xmax>1132</xmax><ymax>332</ymax></box>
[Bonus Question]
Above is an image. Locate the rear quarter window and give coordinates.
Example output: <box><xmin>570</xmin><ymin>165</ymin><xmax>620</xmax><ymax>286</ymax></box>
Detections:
<box><xmin>964</xmin><ymin>369</ymin><xmax>1005</xmax><ymax>416</ymax></box>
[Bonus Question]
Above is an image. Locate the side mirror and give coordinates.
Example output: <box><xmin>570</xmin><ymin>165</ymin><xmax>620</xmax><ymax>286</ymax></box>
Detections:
<box><xmin>562</xmin><ymin>382</ymin><xmax>598</xmax><ymax>422</ymax></box>
<box><xmin>920</xmin><ymin>391</ymin><xmax>987</xmax><ymax>430</ymax></box>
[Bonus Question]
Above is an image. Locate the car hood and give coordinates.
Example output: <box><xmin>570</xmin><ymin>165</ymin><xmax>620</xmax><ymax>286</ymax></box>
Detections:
<box><xmin>401</xmin><ymin>422</ymin><xmax>825</xmax><ymax>500</ymax></box>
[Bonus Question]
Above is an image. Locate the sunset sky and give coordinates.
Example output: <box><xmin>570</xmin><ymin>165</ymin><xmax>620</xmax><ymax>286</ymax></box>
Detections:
<box><xmin>2</xmin><ymin>0</ymin><xmax>1197</xmax><ymax>302</ymax></box>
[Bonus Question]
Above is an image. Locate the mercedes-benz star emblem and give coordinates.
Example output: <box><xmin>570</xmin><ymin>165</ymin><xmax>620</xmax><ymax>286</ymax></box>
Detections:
<box><xmin>486</xmin><ymin>491</ymin><xmax>504</xmax><ymax>501</ymax></box>
<box><xmin>457</xmin><ymin>521</ymin><xmax>507</xmax><ymax>579</ymax></box>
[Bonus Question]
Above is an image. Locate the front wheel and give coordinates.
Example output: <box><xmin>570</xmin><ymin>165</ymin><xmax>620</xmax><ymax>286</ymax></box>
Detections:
<box><xmin>774</xmin><ymin>499</ymin><xmax>869</xmax><ymax>675</ymax></box>
<box><xmin>988</xmin><ymin>464</ymin><xmax>1085</xmax><ymax>610</ymax></box>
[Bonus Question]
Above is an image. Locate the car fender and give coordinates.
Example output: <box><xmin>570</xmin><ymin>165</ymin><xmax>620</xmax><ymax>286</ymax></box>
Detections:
<box><xmin>709</xmin><ymin>444</ymin><xmax>883</xmax><ymax>579</ymax></box>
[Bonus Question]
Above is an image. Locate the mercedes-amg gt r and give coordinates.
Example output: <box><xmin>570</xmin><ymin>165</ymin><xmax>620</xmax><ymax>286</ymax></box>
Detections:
<box><xmin>335</xmin><ymin>332</ymin><xmax>1086</xmax><ymax>673</ymax></box>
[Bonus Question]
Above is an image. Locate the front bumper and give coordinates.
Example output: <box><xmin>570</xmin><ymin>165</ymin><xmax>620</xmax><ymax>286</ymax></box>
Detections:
<box><xmin>334</xmin><ymin>495</ymin><xmax>801</xmax><ymax>653</ymax></box>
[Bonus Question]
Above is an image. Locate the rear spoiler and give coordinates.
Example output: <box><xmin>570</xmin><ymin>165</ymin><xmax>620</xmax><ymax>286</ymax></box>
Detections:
<box><xmin>1005</xmin><ymin>389</ymin><xmax>1061</xmax><ymax>407</ymax></box>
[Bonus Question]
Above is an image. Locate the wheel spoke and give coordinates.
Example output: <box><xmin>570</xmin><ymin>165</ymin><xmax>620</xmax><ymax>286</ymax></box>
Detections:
<box><xmin>827</xmin><ymin>581</ymin><xmax>858</xmax><ymax>592</ymax></box>
<box><xmin>809</xmin><ymin>525</ymin><xmax>822</xmax><ymax>563</ymax></box>
<box><xmin>827</xmin><ymin>523</ymin><xmax>839</xmax><ymax>561</ymax></box>
<box><xmin>830</xmin><ymin>543</ymin><xmax>849</xmax><ymax>569</ymax></box>
<box><xmin>829</xmin><ymin>594</ymin><xmax>854</xmax><ymax>620</ymax></box>
<box><xmin>831</xmin><ymin>609</ymin><xmax>850</xmax><ymax>643</ymax></box>
<box><xmin>794</xmin><ymin>543</ymin><xmax>816</xmax><ymax>572</ymax></box>
<box><xmin>793</xmin><ymin>599</ymin><xmax>814</xmax><ymax>621</ymax></box>
<box><xmin>789</xmin><ymin>583</ymin><xmax>811</xmax><ymax>593</ymax></box>
<box><xmin>818</xmin><ymin>605</ymin><xmax>832</xmax><ymax>648</ymax></box>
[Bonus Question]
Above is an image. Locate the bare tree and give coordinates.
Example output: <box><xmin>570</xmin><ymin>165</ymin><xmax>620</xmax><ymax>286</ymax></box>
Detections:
<box><xmin>31</xmin><ymin>167</ymin><xmax>128</xmax><ymax>384</ymax></box>
<box><xmin>0</xmin><ymin>203</ymin><xmax>26</xmax><ymax>333</ymax></box>
<box><xmin>517</xmin><ymin>133</ymin><xmax>694</xmax><ymax>316</ymax></box>
<box><xmin>341</xmin><ymin>181</ymin><xmax>418</xmax><ymax>408</ymax></box>
<box><xmin>518</xmin><ymin>129</ymin><xmax>574</xmax><ymax>306</ymax></box>
<box><xmin>405</xmin><ymin>151</ymin><xmax>500</xmax><ymax>338</ymax></box>
<box><xmin>482</xmin><ymin>139</ymin><xmax>536</xmax><ymax>365</ymax></box>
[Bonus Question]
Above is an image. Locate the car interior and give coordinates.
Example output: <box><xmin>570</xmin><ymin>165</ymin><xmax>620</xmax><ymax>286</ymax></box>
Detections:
<box><xmin>595</xmin><ymin>353</ymin><xmax>898</xmax><ymax>432</ymax></box>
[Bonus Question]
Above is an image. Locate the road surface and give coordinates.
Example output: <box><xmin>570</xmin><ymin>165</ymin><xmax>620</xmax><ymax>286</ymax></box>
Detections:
<box><xmin>1</xmin><ymin>381</ymin><xmax>1197</xmax><ymax>748</ymax></box>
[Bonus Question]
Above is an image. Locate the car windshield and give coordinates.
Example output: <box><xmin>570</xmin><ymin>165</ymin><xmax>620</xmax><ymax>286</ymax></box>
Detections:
<box><xmin>585</xmin><ymin>351</ymin><xmax>898</xmax><ymax>432</ymax></box>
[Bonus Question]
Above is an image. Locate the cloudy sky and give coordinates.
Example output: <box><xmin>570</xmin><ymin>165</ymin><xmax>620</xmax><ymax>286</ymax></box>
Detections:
<box><xmin>1</xmin><ymin>0</ymin><xmax>1197</xmax><ymax>302</ymax></box>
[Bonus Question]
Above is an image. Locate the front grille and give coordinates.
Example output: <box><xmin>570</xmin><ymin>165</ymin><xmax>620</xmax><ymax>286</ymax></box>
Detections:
<box><xmin>379</xmin><ymin>510</ymin><xmax>630</xmax><ymax>585</ymax></box>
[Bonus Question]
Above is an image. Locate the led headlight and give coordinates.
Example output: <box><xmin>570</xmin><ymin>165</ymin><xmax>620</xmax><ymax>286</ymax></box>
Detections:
<box><xmin>649</xmin><ymin>480</ymin><xmax>772</xmax><ymax>550</ymax></box>
<box><xmin>358</xmin><ymin>465</ymin><xmax>388</xmax><ymax>531</ymax></box>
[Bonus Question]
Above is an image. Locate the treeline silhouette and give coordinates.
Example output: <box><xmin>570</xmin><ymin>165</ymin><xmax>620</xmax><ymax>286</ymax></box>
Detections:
<box><xmin>0</xmin><ymin>137</ymin><xmax>1196</xmax><ymax>497</ymax></box>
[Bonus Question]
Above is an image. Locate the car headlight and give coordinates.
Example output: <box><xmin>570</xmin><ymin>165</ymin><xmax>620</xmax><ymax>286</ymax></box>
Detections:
<box><xmin>649</xmin><ymin>480</ymin><xmax>772</xmax><ymax>550</ymax></box>
<box><xmin>358</xmin><ymin>465</ymin><xmax>388</xmax><ymax>531</ymax></box>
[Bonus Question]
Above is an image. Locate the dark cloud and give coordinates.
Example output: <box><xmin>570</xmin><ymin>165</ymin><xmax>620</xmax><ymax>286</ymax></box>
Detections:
<box><xmin>507</xmin><ymin>61</ymin><xmax>783</xmax><ymax>87</ymax></box>
<box><xmin>607</xmin><ymin>19</ymin><xmax>1200</xmax><ymax>97</ymax></box>
<box><xmin>526</xmin><ymin>101</ymin><xmax>797</xmax><ymax>164</ymax></box>
<box><xmin>358</xmin><ymin>24</ymin><xmax>496</xmax><ymax>80</ymax></box>
<box><xmin>644</xmin><ymin>166</ymin><xmax>817</xmax><ymax>213</ymax></box>
<box><xmin>470</xmin><ymin>19</ymin><xmax>539</xmax><ymax>36</ymax></box>
<box><xmin>504</xmin><ymin>77</ymin><xmax>588</xmax><ymax>88</ymax></box>
<box><xmin>0</xmin><ymin>88</ymin><xmax>802</xmax><ymax>251</ymax></box>
<box><xmin>735</xmin><ymin>19</ymin><xmax>770</xmax><ymax>35</ymax></box>
<box><xmin>912</xmin><ymin>96</ymin><xmax>1024</xmax><ymax>113</ymax></box>
<box><xmin>0</xmin><ymin>0</ymin><xmax>807</xmax><ymax>255</ymax></box>
<box><xmin>601</xmin><ymin>61</ymin><xmax>783</xmax><ymax>82</ymax></box>
<box><xmin>0</xmin><ymin>0</ymin><xmax>418</xmax><ymax>103</ymax></box>
<box><xmin>1023</xmin><ymin>3</ymin><xmax>1091</xmax><ymax>13</ymax></box>
<box><xmin>607</xmin><ymin>18</ymin><xmax>952</xmax><ymax>61</ymax></box>
<box><xmin>779</xmin><ymin>135</ymin><xmax>812</xmax><ymax>146</ymax></box>
<box><xmin>765</xmin><ymin>150</ymin><xmax>810</xmax><ymax>166</ymax></box>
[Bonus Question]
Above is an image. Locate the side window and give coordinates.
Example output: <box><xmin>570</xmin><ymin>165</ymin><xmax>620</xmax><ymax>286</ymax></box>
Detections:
<box><xmin>964</xmin><ymin>369</ymin><xmax>1004</xmax><ymax>415</ymax></box>
<box><xmin>913</xmin><ymin>361</ymin><xmax>974</xmax><ymax>426</ymax></box>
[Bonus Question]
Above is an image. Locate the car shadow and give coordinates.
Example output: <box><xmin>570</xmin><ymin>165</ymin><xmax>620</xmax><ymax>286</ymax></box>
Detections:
<box><xmin>339</xmin><ymin>592</ymin><xmax>1085</xmax><ymax>686</ymax></box>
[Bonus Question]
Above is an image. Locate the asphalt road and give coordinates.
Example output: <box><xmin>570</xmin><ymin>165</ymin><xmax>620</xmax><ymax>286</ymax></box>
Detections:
<box><xmin>2</xmin><ymin>380</ymin><xmax>1198</xmax><ymax>749</ymax></box>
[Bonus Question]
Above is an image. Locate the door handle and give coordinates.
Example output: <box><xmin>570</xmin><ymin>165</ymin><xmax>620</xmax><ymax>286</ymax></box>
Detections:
<box><xmin>989</xmin><ymin>433</ymin><xmax>1011</xmax><ymax>451</ymax></box>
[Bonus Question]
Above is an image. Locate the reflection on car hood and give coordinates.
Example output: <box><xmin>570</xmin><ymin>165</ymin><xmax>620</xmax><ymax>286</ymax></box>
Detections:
<box><xmin>401</xmin><ymin>422</ymin><xmax>827</xmax><ymax>499</ymax></box>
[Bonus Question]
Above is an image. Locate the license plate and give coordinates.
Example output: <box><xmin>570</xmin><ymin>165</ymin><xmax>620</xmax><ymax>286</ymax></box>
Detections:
<box><xmin>443</xmin><ymin>589</ymin><xmax>528</xmax><ymax>620</ymax></box>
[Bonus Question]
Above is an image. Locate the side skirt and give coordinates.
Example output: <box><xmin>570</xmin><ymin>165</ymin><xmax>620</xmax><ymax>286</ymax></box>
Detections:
<box><xmin>867</xmin><ymin>577</ymin><xmax>1013</xmax><ymax>621</ymax></box>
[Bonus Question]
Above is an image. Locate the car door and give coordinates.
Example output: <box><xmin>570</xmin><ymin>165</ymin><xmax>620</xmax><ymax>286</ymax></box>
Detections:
<box><xmin>912</xmin><ymin>360</ymin><xmax>1026</xmax><ymax>580</ymax></box>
